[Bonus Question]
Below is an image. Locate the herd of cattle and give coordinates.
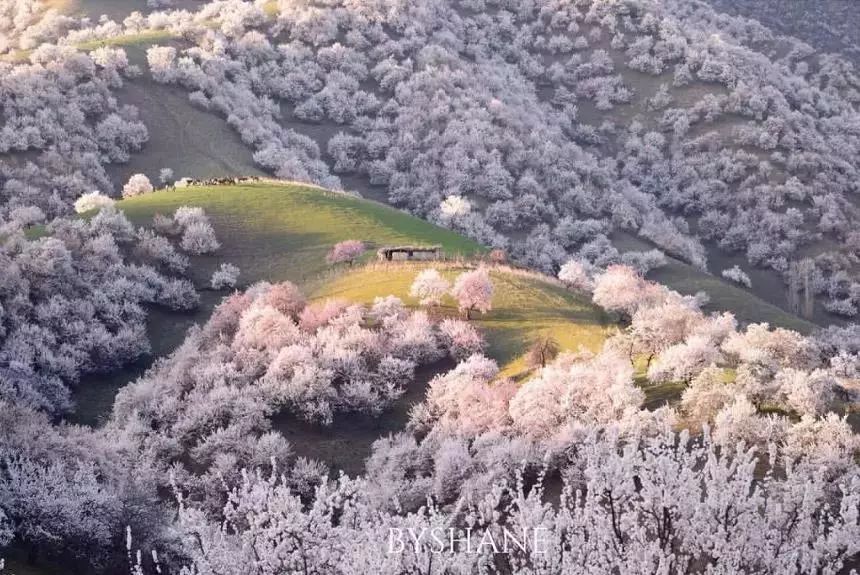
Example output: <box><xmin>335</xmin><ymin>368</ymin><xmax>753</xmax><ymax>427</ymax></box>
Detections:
<box><xmin>172</xmin><ymin>176</ymin><xmax>262</xmax><ymax>188</ymax></box>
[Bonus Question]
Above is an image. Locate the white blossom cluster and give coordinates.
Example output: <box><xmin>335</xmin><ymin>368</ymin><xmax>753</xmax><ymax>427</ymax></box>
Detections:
<box><xmin>2</xmin><ymin>265</ymin><xmax>859</xmax><ymax>573</ymax></box>
<box><xmin>0</xmin><ymin>206</ymin><xmax>199</xmax><ymax>415</ymax></box>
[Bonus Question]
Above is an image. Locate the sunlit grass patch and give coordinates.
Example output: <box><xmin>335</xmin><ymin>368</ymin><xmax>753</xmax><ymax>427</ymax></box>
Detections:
<box><xmin>74</xmin><ymin>29</ymin><xmax>175</xmax><ymax>52</ymax></box>
<box><xmin>314</xmin><ymin>261</ymin><xmax>613</xmax><ymax>377</ymax></box>
<box><xmin>118</xmin><ymin>180</ymin><xmax>485</xmax><ymax>288</ymax></box>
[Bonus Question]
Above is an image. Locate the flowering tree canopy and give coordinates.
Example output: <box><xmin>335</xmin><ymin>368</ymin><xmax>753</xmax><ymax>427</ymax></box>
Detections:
<box><xmin>326</xmin><ymin>240</ymin><xmax>365</xmax><ymax>265</ymax></box>
<box><xmin>451</xmin><ymin>267</ymin><xmax>494</xmax><ymax>319</ymax></box>
<box><xmin>409</xmin><ymin>268</ymin><xmax>450</xmax><ymax>307</ymax></box>
<box><xmin>73</xmin><ymin>191</ymin><xmax>114</xmax><ymax>214</ymax></box>
<box><xmin>121</xmin><ymin>174</ymin><xmax>153</xmax><ymax>198</ymax></box>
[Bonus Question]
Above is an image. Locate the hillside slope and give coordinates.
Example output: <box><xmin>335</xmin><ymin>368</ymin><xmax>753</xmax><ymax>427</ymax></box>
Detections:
<box><xmin>614</xmin><ymin>232</ymin><xmax>817</xmax><ymax>333</ymax></box>
<box><xmin>315</xmin><ymin>262</ymin><xmax>612</xmax><ymax>378</ymax></box>
<box><xmin>73</xmin><ymin>181</ymin><xmax>819</xmax><ymax>423</ymax></box>
<box><xmin>129</xmin><ymin>0</ymin><xmax>860</xmax><ymax>323</ymax></box>
<box><xmin>73</xmin><ymin>181</ymin><xmax>485</xmax><ymax>422</ymax></box>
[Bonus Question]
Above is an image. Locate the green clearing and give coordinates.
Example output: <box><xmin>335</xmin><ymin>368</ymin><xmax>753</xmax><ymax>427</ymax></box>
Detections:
<box><xmin>118</xmin><ymin>181</ymin><xmax>612</xmax><ymax>378</ymax></box>
<box><xmin>313</xmin><ymin>262</ymin><xmax>614</xmax><ymax>379</ymax></box>
<box><xmin>649</xmin><ymin>262</ymin><xmax>815</xmax><ymax>334</ymax></box>
<box><xmin>117</xmin><ymin>181</ymin><xmax>484</xmax><ymax>286</ymax></box>
<box><xmin>74</xmin><ymin>30</ymin><xmax>175</xmax><ymax>52</ymax></box>
<box><xmin>71</xmin><ymin>180</ymin><xmax>811</xmax><ymax>423</ymax></box>
<box><xmin>2</xmin><ymin>30</ymin><xmax>175</xmax><ymax>63</ymax></box>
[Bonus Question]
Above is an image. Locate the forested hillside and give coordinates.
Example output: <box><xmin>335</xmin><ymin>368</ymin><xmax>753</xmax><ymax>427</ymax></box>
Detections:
<box><xmin>1</xmin><ymin>1</ymin><xmax>859</xmax><ymax>574</ymax></box>
<box><xmin>3</xmin><ymin>0</ymin><xmax>860</xmax><ymax>320</ymax></box>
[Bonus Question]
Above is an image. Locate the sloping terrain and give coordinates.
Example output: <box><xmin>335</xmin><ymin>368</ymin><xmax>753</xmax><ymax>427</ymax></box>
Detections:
<box><xmin>6</xmin><ymin>0</ymin><xmax>858</xmax><ymax>321</ymax></box>
<box><xmin>703</xmin><ymin>0</ymin><xmax>860</xmax><ymax>62</ymax></box>
<box><xmin>75</xmin><ymin>180</ymin><xmax>614</xmax><ymax>475</ymax></box>
<box><xmin>73</xmin><ymin>181</ymin><xmax>818</xmax><ymax>423</ymax></box>
<box><xmin>614</xmin><ymin>232</ymin><xmax>816</xmax><ymax>333</ymax></box>
<box><xmin>129</xmin><ymin>0</ymin><xmax>860</xmax><ymax>322</ymax></box>
<box><xmin>3</xmin><ymin>3</ymin><xmax>860</xmax><ymax>574</ymax></box>
<box><xmin>72</xmin><ymin>181</ymin><xmax>486</xmax><ymax>422</ymax></box>
<box><xmin>314</xmin><ymin>262</ymin><xmax>612</xmax><ymax>378</ymax></box>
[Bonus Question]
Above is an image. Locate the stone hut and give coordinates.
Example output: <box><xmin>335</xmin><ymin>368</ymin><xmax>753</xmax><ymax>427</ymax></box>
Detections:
<box><xmin>377</xmin><ymin>245</ymin><xmax>443</xmax><ymax>262</ymax></box>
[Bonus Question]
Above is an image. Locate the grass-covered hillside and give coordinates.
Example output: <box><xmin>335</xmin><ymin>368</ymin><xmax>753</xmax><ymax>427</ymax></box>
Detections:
<box><xmin>315</xmin><ymin>262</ymin><xmax>612</xmax><ymax>379</ymax></box>
<box><xmin>73</xmin><ymin>180</ymin><xmax>818</xmax><ymax>423</ymax></box>
<box><xmin>614</xmin><ymin>233</ymin><xmax>817</xmax><ymax>334</ymax></box>
<box><xmin>90</xmin><ymin>181</ymin><xmax>612</xmax><ymax>478</ymax></box>
<box><xmin>117</xmin><ymin>180</ymin><xmax>484</xmax><ymax>284</ymax></box>
<box><xmin>120</xmin><ymin>181</ymin><xmax>814</xmax><ymax>328</ymax></box>
<box><xmin>31</xmin><ymin>177</ymin><xmax>819</xmax><ymax>424</ymax></box>
<box><xmin>74</xmin><ymin>181</ymin><xmax>533</xmax><ymax>420</ymax></box>
<box><xmin>76</xmin><ymin>181</ymin><xmax>614</xmax><ymax>418</ymax></box>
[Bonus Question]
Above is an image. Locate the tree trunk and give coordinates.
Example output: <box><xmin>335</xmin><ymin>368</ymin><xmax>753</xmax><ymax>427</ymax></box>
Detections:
<box><xmin>26</xmin><ymin>542</ymin><xmax>38</xmax><ymax>565</ymax></box>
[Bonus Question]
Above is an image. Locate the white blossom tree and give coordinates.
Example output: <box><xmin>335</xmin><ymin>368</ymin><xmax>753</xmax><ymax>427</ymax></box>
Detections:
<box><xmin>122</xmin><ymin>174</ymin><xmax>153</xmax><ymax>198</ymax></box>
<box><xmin>180</xmin><ymin>221</ymin><xmax>220</xmax><ymax>254</ymax></box>
<box><xmin>211</xmin><ymin>263</ymin><xmax>240</xmax><ymax>289</ymax></box>
<box><xmin>409</xmin><ymin>268</ymin><xmax>450</xmax><ymax>306</ymax></box>
<box><xmin>73</xmin><ymin>191</ymin><xmax>114</xmax><ymax>214</ymax></box>
<box><xmin>558</xmin><ymin>259</ymin><xmax>593</xmax><ymax>291</ymax></box>
<box><xmin>721</xmin><ymin>265</ymin><xmax>752</xmax><ymax>288</ymax></box>
<box><xmin>439</xmin><ymin>195</ymin><xmax>472</xmax><ymax>221</ymax></box>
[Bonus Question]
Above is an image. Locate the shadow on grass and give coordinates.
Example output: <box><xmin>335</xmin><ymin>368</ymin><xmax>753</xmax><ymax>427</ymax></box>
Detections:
<box><xmin>271</xmin><ymin>359</ymin><xmax>455</xmax><ymax>477</ymax></box>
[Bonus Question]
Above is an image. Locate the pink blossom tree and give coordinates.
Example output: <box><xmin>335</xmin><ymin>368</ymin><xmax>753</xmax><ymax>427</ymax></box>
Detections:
<box><xmin>592</xmin><ymin>265</ymin><xmax>666</xmax><ymax>316</ymax></box>
<box><xmin>647</xmin><ymin>335</ymin><xmax>722</xmax><ymax>384</ymax></box>
<box><xmin>326</xmin><ymin>240</ymin><xmax>365</xmax><ymax>266</ymax></box>
<box><xmin>775</xmin><ymin>368</ymin><xmax>837</xmax><ymax>416</ymax></box>
<box><xmin>260</xmin><ymin>281</ymin><xmax>306</xmax><ymax>319</ymax></box>
<box><xmin>451</xmin><ymin>267</ymin><xmax>493</xmax><ymax>319</ymax></box>
<box><xmin>299</xmin><ymin>298</ymin><xmax>351</xmax><ymax>332</ymax></box>
<box><xmin>438</xmin><ymin>318</ymin><xmax>485</xmax><ymax>359</ymax></box>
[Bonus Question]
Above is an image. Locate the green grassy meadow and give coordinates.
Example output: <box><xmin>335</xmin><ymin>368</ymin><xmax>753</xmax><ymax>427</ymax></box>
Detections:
<box><xmin>314</xmin><ymin>262</ymin><xmax>614</xmax><ymax>378</ymax></box>
<box><xmin>2</xmin><ymin>29</ymin><xmax>175</xmax><ymax>63</ymax></box>
<box><xmin>74</xmin><ymin>30</ymin><xmax>175</xmax><ymax>52</ymax></box>
<box><xmin>117</xmin><ymin>181</ymin><xmax>484</xmax><ymax>286</ymax></box>
<box><xmin>121</xmin><ymin>181</ymin><xmax>613</xmax><ymax>374</ymax></box>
